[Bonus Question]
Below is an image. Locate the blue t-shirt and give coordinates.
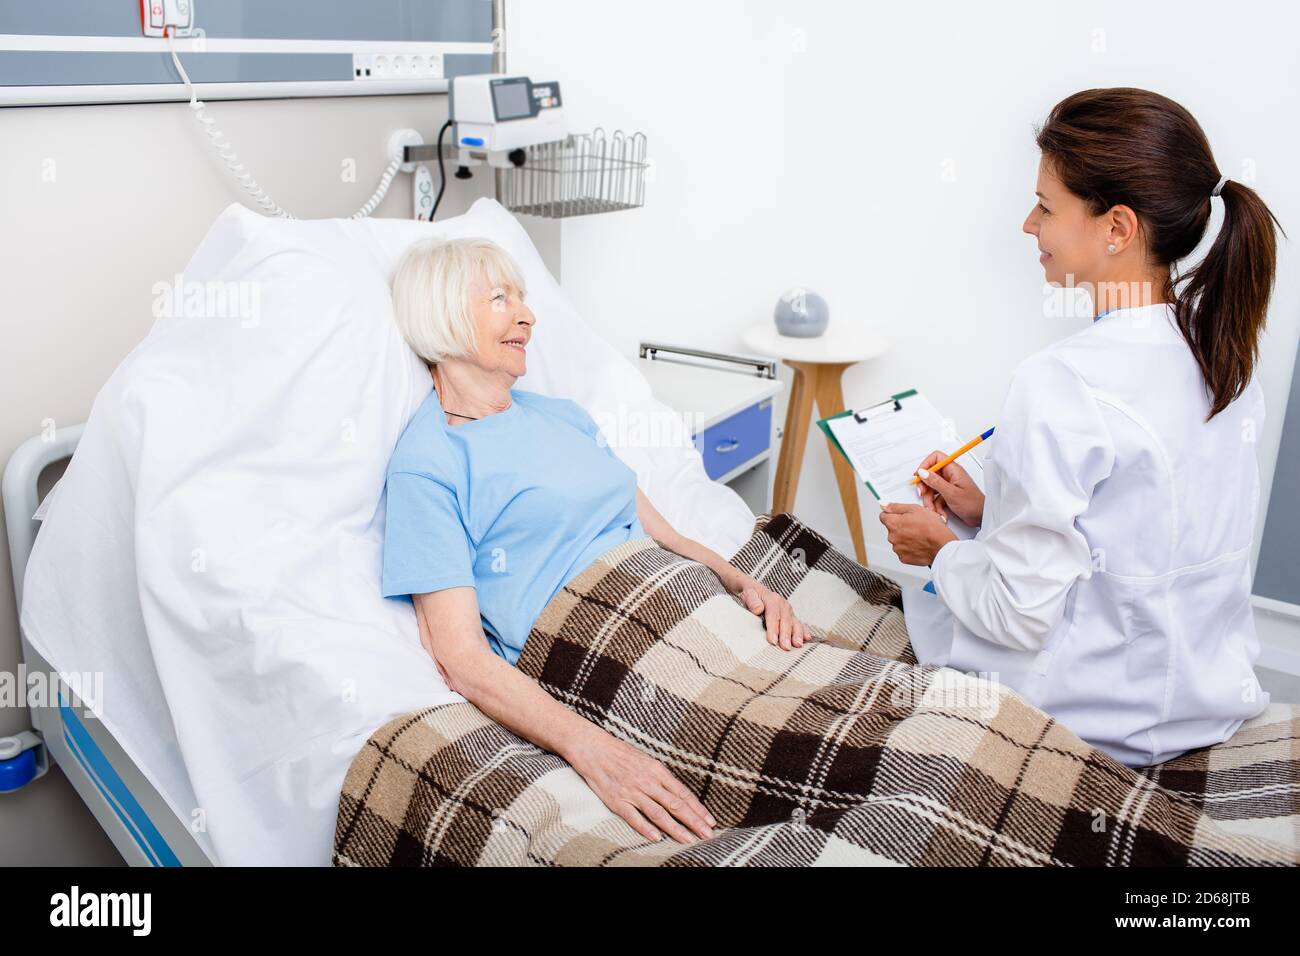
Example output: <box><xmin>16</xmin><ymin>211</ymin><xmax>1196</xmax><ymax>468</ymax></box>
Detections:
<box><xmin>382</xmin><ymin>387</ymin><xmax>648</xmax><ymax>664</ymax></box>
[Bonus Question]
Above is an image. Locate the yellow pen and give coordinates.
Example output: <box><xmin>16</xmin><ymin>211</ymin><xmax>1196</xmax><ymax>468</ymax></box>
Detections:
<box><xmin>910</xmin><ymin>427</ymin><xmax>995</xmax><ymax>485</ymax></box>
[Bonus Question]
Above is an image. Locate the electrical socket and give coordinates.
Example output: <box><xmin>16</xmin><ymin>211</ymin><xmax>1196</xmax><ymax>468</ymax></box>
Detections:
<box><xmin>388</xmin><ymin>129</ymin><xmax>425</xmax><ymax>173</ymax></box>
<box><xmin>140</xmin><ymin>0</ymin><xmax>195</xmax><ymax>37</ymax></box>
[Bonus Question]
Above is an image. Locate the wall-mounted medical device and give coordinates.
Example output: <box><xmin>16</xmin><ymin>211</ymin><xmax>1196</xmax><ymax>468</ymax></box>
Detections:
<box><xmin>451</xmin><ymin>74</ymin><xmax>567</xmax><ymax>163</ymax></box>
<box><xmin>403</xmin><ymin>73</ymin><xmax>649</xmax><ymax>221</ymax></box>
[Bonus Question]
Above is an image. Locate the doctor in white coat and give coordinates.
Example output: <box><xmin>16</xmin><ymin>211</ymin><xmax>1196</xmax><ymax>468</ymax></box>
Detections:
<box><xmin>879</xmin><ymin>88</ymin><xmax>1284</xmax><ymax>767</ymax></box>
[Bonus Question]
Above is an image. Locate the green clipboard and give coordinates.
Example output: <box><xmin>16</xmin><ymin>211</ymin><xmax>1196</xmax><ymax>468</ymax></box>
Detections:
<box><xmin>816</xmin><ymin>388</ymin><xmax>918</xmax><ymax>503</ymax></box>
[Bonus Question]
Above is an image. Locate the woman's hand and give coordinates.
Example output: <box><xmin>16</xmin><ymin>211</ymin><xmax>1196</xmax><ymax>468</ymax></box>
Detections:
<box><xmin>415</xmin><ymin>589</ymin><xmax>712</xmax><ymax>846</ymax></box>
<box><xmin>915</xmin><ymin>450</ymin><xmax>986</xmax><ymax>527</ymax></box>
<box><xmin>632</xmin><ymin>489</ymin><xmax>809</xmax><ymax>651</ymax></box>
<box><xmin>879</xmin><ymin>503</ymin><xmax>959</xmax><ymax>566</ymax></box>
<box><xmin>569</xmin><ymin>729</ymin><xmax>716</xmax><ymax>844</ymax></box>
<box><xmin>725</xmin><ymin>571</ymin><xmax>810</xmax><ymax>651</ymax></box>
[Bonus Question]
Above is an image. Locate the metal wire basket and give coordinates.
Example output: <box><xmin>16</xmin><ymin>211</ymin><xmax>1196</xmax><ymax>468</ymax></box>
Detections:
<box><xmin>500</xmin><ymin>128</ymin><xmax>648</xmax><ymax>219</ymax></box>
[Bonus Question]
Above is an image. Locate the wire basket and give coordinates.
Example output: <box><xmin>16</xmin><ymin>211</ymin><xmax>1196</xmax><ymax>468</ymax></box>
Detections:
<box><xmin>500</xmin><ymin>128</ymin><xmax>648</xmax><ymax>219</ymax></box>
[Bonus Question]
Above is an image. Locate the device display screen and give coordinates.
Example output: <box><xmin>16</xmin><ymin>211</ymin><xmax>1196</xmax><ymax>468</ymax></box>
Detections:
<box><xmin>492</xmin><ymin>81</ymin><xmax>532</xmax><ymax>120</ymax></box>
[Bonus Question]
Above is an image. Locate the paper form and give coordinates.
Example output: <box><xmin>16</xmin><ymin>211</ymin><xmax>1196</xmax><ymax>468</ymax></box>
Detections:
<box><xmin>827</xmin><ymin>392</ymin><xmax>968</xmax><ymax>506</ymax></box>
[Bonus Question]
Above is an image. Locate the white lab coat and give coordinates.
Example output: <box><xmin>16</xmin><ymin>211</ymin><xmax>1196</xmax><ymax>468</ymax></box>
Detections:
<box><xmin>906</xmin><ymin>302</ymin><xmax>1269</xmax><ymax>766</ymax></box>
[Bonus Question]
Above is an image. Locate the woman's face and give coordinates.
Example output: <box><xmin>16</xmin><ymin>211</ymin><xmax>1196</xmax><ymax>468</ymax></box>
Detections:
<box><xmin>466</xmin><ymin>271</ymin><xmax>534</xmax><ymax>380</ymax></box>
<box><xmin>1022</xmin><ymin>156</ymin><xmax>1108</xmax><ymax>288</ymax></box>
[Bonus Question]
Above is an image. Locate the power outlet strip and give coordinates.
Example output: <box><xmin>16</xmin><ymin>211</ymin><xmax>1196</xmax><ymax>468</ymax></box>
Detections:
<box><xmin>352</xmin><ymin>53</ymin><xmax>444</xmax><ymax>81</ymax></box>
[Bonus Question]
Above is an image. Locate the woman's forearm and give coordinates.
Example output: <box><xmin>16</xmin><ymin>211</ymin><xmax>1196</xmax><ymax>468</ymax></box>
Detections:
<box><xmin>635</xmin><ymin>489</ymin><xmax>744</xmax><ymax>590</ymax></box>
<box><xmin>412</xmin><ymin>585</ymin><xmax>716</xmax><ymax>842</ymax></box>
<box><xmin>442</xmin><ymin>646</ymin><xmax>605</xmax><ymax>762</ymax></box>
<box><xmin>632</xmin><ymin>490</ymin><xmax>808</xmax><ymax>650</ymax></box>
<box><xmin>663</xmin><ymin>533</ymin><xmax>744</xmax><ymax>590</ymax></box>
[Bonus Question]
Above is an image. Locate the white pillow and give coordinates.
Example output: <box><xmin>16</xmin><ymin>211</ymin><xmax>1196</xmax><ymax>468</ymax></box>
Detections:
<box><xmin>355</xmin><ymin>202</ymin><xmax>755</xmax><ymax>553</ymax></box>
<box><xmin>21</xmin><ymin>199</ymin><xmax>753</xmax><ymax>867</ymax></box>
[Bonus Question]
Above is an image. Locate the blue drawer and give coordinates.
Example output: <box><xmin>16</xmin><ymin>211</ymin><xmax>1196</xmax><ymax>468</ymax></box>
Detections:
<box><xmin>696</xmin><ymin>399</ymin><xmax>773</xmax><ymax>480</ymax></box>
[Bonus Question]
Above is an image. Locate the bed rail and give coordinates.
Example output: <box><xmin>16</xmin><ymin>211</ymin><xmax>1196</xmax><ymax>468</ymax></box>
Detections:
<box><xmin>3</xmin><ymin>423</ymin><xmax>85</xmax><ymax>611</ymax></box>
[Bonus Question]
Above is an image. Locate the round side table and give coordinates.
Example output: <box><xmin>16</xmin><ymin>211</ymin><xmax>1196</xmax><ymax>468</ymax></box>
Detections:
<box><xmin>741</xmin><ymin>323</ymin><xmax>889</xmax><ymax>564</ymax></box>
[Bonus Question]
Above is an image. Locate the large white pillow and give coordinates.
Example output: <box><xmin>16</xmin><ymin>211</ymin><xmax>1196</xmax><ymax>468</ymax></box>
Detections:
<box><xmin>21</xmin><ymin>199</ymin><xmax>753</xmax><ymax>866</ymax></box>
<box><xmin>354</xmin><ymin>202</ymin><xmax>755</xmax><ymax>552</ymax></box>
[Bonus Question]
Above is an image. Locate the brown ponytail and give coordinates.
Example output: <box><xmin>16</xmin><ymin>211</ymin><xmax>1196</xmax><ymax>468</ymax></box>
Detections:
<box><xmin>1035</xmin><ymin>88</ymin><xmax>1284</xmax><ymax>419</ymax></box>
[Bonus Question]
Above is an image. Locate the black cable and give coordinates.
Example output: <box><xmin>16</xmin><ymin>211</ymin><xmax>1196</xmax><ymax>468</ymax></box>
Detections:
<box><xmin>431</xmin><ymin>119</ymin><xmax>454</xmax><ymax>221</ymax></box>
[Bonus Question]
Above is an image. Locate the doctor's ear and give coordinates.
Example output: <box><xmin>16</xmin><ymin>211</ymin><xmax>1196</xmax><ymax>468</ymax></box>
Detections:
<box><xmin>1102</xmin><ymin>204</ymin><xmax>1141</xmax><ymax>255</ymax></box>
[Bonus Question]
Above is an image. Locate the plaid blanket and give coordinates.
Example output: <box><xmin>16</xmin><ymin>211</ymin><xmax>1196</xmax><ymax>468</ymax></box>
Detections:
<box><xmin>335</xmin><ymin>513</ymin><xmax>1300</xmax><ymax>866</ymax></box>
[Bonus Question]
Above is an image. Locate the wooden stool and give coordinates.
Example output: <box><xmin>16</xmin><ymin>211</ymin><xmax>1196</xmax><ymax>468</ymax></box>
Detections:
<box><xmin>741</xmin><ymin>324</ymin><xmax>889</xmax><ymax>564</ymax></box>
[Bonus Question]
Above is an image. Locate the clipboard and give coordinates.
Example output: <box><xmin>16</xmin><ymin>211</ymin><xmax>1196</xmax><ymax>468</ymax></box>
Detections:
<box><xmin>816</xmin><ymin>389</ymin><xmax>920</xmax><ymax>503</ymax></box>
<box><xmin>816</xmin><ymin>388</ymin><xmax>985</xmax><ymax>511</ymax></box>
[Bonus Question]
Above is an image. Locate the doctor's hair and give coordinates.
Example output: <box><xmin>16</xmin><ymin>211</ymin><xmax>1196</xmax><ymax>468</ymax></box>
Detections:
<box><xmin>391</xmin><ymin>236</ymin><xmax>528</xmax><ymax>365</ymax></box>
<box><xmin>1035</xmin><ymin>87</ymin><xmax>1284</xmax><ymax>419</ymax></box>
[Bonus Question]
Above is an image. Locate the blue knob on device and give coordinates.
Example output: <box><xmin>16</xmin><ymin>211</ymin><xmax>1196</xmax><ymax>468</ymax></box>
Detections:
<box><xmin>0</xmin><ymin>748</ymin><xmax>38</xmax><ymax>793</ymax></box>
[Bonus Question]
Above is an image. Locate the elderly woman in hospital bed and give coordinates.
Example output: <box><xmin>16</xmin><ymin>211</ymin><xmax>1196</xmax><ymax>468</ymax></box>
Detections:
<box><xmin>381</xmin><ymin>236</ymin><xmax>809</xmax><ymax>846</ymax></box>
<box><xmin>878</xmin><ymin>88</ymin><xmax>1283</xmax><ymax>768</ymax></box>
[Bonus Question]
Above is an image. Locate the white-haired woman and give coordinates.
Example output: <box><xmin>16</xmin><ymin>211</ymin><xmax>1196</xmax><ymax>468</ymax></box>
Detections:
<box><xmin>384</xmin><ymin>236</ymin><xmax>809</xmax><ymax>846</ymax></box>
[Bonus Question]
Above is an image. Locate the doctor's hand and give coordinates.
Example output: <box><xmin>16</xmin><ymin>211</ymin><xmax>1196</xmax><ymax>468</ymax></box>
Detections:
<box><xmin>915</xmin><ymin>451</ymin><xmax>985</xmax><ymax>527</ymax></box>
<box><xmin>879</xmin><ymin>503</ymin><xmax>959</xmax><ymax>567</ymax></box>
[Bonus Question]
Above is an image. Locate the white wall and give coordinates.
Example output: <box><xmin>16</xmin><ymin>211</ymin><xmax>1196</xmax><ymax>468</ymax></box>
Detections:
<box><xmin>1</xmin><ymin>0</ymin><xmax>1297</xmax><ymax>864</ymax></box>
<box><xmin>506</xmin><ymin>0</ymin><xmax>1300</xmax><ymax>577</ymax></box>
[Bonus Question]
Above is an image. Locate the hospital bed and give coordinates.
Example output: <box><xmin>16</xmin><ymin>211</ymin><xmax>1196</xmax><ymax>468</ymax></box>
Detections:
<box><xmin>1</xmin><ymin>198</ymin><xmax>758</xmax><ymax>866</ymax></box>
<box><xmin>5</xmin><ymin>425</ymin><xmax>215</xmax><ymax>865</ymax></box>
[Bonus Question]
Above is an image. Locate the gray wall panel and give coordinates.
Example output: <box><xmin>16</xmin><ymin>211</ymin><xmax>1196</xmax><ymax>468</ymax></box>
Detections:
<box><xmin>0</xmin><ymin>51</ymin><xmax>354</xmax><ymax>85</ymax></box>
<box><xmin>443</xmin><ymin>52</ymin><xmax>493</xmax><ymax>78</ymax></box>
<box><xmin>1255</xmin><ymin>338</ymin><xmax>1300</xmax><ymax>605</ymax></box>
<box><xmin>0</xmin><ymin>1</ymin><xmax>491</xmax><ymax>42</ymax></box>
<box><xmin>0</xmin><ymin>1</ymin><xmax>492</xmax><ymax>96</ymax></box>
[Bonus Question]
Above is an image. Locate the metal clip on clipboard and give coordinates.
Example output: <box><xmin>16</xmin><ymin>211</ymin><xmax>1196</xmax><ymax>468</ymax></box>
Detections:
<box><xmin>853</xmin><ymin>397</ymin><xmax>902</xmax><ymax>423</ymax></box>
<box><xmin>818</xmin><ymin>388</ymin><xmax>951</xmax><ymax>506</ymax></box>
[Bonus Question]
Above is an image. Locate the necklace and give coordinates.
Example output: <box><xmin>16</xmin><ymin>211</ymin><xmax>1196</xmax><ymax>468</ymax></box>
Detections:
<box><xmin>431</xmin><ymin>379</ymin><xmax>509</xmax><ymax>424</ymax></box>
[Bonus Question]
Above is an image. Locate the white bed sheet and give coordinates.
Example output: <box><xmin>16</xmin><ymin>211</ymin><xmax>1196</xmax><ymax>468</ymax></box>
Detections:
<box><xmin>20</xmin><ymin>199</ymin><xmax>755</xmax><ymax>865</ymax></box>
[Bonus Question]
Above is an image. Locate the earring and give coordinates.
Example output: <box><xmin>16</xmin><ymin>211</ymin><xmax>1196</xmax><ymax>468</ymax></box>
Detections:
<box><xmin>1107</xmin><ymin>243</ymin><xmax>1118</xmax><ymax>254</ymax></box>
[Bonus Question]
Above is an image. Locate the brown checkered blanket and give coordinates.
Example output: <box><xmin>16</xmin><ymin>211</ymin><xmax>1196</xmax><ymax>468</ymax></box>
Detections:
<box><xmin>335</xmin><ymin>514</ymin><xmax>1300</xmax><ymax>866</ymax></box>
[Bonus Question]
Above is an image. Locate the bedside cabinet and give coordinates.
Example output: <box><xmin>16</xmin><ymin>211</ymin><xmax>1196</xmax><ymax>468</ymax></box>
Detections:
<box><xmin>637</xmin><ymin>342</ymin><xmax>783</xmax><ymax>515</ymax></box>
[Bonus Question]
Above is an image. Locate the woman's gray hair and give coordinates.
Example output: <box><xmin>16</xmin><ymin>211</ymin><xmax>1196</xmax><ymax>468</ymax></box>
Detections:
<box><xmin>391</xmin><ymin>236</ymin><xmax>528</xmax><ymax>364</ymax></box>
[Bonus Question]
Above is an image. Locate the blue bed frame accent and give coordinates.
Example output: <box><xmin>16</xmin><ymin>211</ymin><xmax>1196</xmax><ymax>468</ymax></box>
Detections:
<box><xmin>58</xmin><ymin>691</ymin><xmax>181</xmax><ymax>867</ymax></box>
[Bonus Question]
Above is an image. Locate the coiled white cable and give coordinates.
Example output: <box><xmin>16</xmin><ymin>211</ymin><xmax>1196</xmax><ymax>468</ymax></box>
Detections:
<box><xmin>167</xmin><ymin>35</ymin><xmax>401</xmax><ymax>220</ymax></box>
